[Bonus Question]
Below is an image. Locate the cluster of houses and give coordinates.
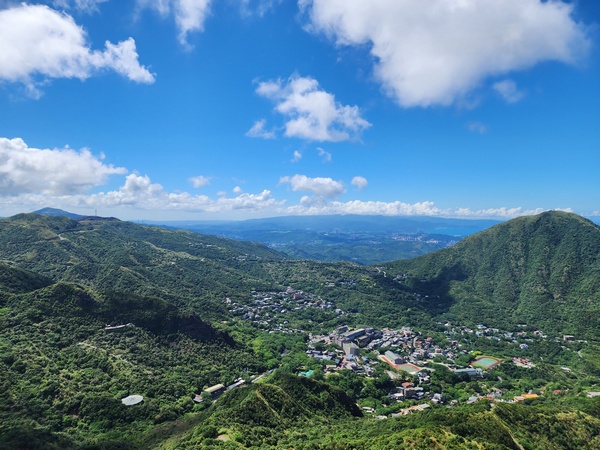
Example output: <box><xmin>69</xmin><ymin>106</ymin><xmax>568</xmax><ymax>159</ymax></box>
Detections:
<box><xmin>223</xmin><ymin>287</ymin><xmax>344</xmax><ymax>332</ymax></box>
<box><xmin>311</xmin><ymin>325</ymin><xmax>463</xmax><ymax>370</ymax></box>
<box><xmin>442</xmin><ymin>322</ymin><xmax>557</xmax><ymax>352</ymax></box>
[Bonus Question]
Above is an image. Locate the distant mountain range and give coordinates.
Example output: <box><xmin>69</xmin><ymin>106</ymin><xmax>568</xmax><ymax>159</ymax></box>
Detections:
<box><xmin>141</xmin><ymin>214</ymin><xmax>504</xmax><ymax>264</ymax></box>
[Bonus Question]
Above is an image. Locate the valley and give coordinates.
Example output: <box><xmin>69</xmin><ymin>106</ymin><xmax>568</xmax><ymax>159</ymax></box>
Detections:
<box><xmin>0</xmin><ymin>211</ymin><xmax>599</xmax><ymax>449</ymax></box>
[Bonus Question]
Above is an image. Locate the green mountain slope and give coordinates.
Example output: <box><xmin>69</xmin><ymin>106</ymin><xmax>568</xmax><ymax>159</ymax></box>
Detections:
<box><xmin>385</xmin><ymin>211</ymin><xmax>600</xmax><ymax>337</ymax></box>
<box><xmin>0</xmin><ymin>282</ymin><xmax>265</xmax><ymax>449</ymax></box>
<box><xmin>2</xmin><ymin>211</ymin><xmax>600</xmax><ymax>449</ymax></box>
<box><xmin>0</xmin><ymin>262</ymin><xmax>52</xmax><ymax>295</ymax></box>
<box><xmin>167</xmin><ymin>397</ymin><xmax>600</xmax><ymax>449</ymax></box>
<box><xmin>0</xmin><ymin>213</ymin><xmax>286</xmax><ymax>318</ymax></box>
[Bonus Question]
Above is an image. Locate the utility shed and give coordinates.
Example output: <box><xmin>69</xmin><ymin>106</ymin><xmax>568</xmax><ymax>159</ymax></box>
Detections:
<box><xmin>204</xmin><ymin>384</ymin><xmax>226</xmax><ymax>399</ymax></box>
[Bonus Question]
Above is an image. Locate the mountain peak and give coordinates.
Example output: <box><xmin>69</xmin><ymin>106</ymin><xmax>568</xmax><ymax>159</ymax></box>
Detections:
<box><xmin>32</xmin><ymin>207</ymin><xmax>84</xmax><ymax>219</ymax></box>
<box><xmin>388</xmin><ymin>211</ymin><xmax>600</xmax><ymax>338</ymax></box>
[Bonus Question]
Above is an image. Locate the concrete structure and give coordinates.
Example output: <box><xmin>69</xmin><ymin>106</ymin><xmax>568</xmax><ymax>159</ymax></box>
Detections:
<box><xmin>343</xmin><ymin>342</ymin><xmax>360</xmax><ymax>356</ymax></box>
<box><xmin>121</xmin><ymin>395</ymin><xmax>144</xmax><ymax>406</ymax></box>
<box><xmin>453</xmin><ymin>368</ymin><xmax>483</xmax><ymax>378</ymax></box>
<box><xmin>385</xmin><ymin>350</ymin><xmax>405</xmax><ymax>365</ymax></box>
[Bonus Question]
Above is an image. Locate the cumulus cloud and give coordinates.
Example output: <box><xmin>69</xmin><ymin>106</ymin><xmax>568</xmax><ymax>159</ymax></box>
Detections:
<box><xmin>0</xmin><ymin>4</ymin><xmax>154</xmax><ymax>96</ymax></box>
<box><xmin>255</xmin><ymin>74</ymin><xmax>370</xmax><ymax>142</ymax></box>
<box><xmin>279</xmin><ymin>174</ymin><xmax>345</xmax><ymax>198</ymax></box>
<box><xmin>291</xmin><ymin>150</ymin><xmax>302</xmax><ymax>162</ymax></box>
<box><xmin>88</xmin><ymin>174</ymin><xmax>283</xmax><ymax>212</ymax></box>
<box><xmin>233</xmin><ymin>185</ymin><xmax>243</xmax><ymax>194</ymax></box>
<box><xmin>300</xmin><ymin>0</ymin><xmax>590</xmax><ymax>107</ymax></box>
<box><xmin>136</xmin><ymin>0</ymin><xmax>212</xmax><ymax>46</ymax></box>
<box><xmin>189</xmin><ymin>175</ymin><xmax>210</xmax><ymax>187</ymax></box>
<box><xmin>453</xmin><ymin>206</ymin><xmax>572</xmax><ymax>218</ymax></box>
<box><xmin>351</xmin><ymin>176</ymin><xmax>367</xmax><ymax>190</ymax></box>
<box><xmin>493</xmin><ymin>79</ymin><xmax>525</xmax><ymax>104</ymax></box>
<box><xmin>285</xmin><ymin>199</ymin><xmax>443</xmax><ymax>216</ymax></box>
<box><xmin>0</xmin><ymin>137</ymin><xmax>127</xmax><ymax>196</ymax></box>
<box><xmin>316</xmin><ymin>147</ymin><xmax>332</xmax><ymax>162</ymax></box>
<box><xmin>246</xmin><ymin>119</ymin><xmax>276</xmax><ymax>139</ymax></box>
<box><xmin>283</xmin><ymin>200</ymin><xmax>572</xmax><ymax>219</ymax></box>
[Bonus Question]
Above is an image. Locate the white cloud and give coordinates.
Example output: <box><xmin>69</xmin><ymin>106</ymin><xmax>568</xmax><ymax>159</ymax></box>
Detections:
<box><xmin>493</xmin><ymin>79</ymin><xmax>525</xmax><ymax>104</ymax></box>
<box><xmin>174</xmin><ymin>0</ymin><xmax>212</xmax><ymax>46</ymax></box>
<box><xmin>316</xmin><ymin>147</ymin><xmax>331</xmax><ymax>162</ymax></box>
<box><xmin>453</xmin><ymin>206</ymin><xmax>573</xmax><ymax>218</ymax></box>
<box><xmin>189</xmin><ymin>175</ymin><xmax>210</xmax><ymax>187</ymax></box>
<box><xmin>285</xmin><ymin>199</ymin><xmax>443</xmax><ymax>216</ymax></box>
<box><xmin>0</xmin><ymin>137</ymin><xmax>127</xmax><ymax>196</ymax></box>
<box><xmin>0</xmin><ymin>4</ymin><xmax>154</xmax><ymax>96</ymax></box>
<box><xmin>233</xmin><ymin>186</ymin><xmax>243</xmax><ymax>194</ymax></box>
<box><xmin>246</xmin><ymin>119</ymin><xmax>276</xmax><ymax>139</ymax></box>
<box><xmin>240</xmin><ymin>0</ymin><xmax>282</xmax><ymax>17</ymax></box>
<box><xmin>52</xmin><ymin>0</ymin><xmax>109</xmax><ymax>14</ymax></box>
<box><xmin>351</xmin><ymin>176</ymin><xmax>367</xmax><ymax>190</ymax></box>
<box><xmin>88</xmin><ymin>174</ymin><xmax>283</xmax><ymax>213</ymax></box>
<box><xmin>291</xmin><ymin>150</ymin><xmax>302</xmax><ymax>162</ymax></box>
<box><xmin>283</xmin><ymin>200</ymin><xmax>573</xmax><ymax>219</ymax></box>
<box><xmin>279</xmin><ymin>174</ymin><xmax>345</xmax><ymax>198</ymax></box>
<box><xmin>300</xmin><ymin>0</ymin><xmax>590</xmax><ymax>107</ymax></box>
<box><xmin>255</xmin><ymin>74</ymin><xmax>370</xmax><ymax>142</ymax></box>
<box><xmin>136</xmin><ymin>0</ymin><xmax>212</xmax><ymax>47</ymax></box>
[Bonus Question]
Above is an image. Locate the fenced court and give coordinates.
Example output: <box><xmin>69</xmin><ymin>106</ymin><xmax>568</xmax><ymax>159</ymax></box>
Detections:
<box><xmin>472</xmin><ymin>356</ymin><xmax>502</xmax><ymax>369</ymax></box>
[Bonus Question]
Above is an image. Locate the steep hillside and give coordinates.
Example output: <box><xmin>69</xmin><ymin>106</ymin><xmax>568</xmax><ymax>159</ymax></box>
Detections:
<box><xmin>0</xmin><ymin>213</ymin><xmax>286</xmax><ymax>318</ymax></box>
<box><xmin>0</xmin><ymin>282</ymin><xmax>265</xmax><ymax>449</ymax></box>
<box><xmin>165</xmin><ymin>395</ymin><xmax>600</xmax><ymax>449</ymax></box>
<box><xmin>0</xmin><ymin>262</ymin><xmax>52</xmax><ymax>295</ymax></box>
<box><xmin>385</xmin><ymin>211</ymin><xmax>600</xmax><ymax>337</ymax></box>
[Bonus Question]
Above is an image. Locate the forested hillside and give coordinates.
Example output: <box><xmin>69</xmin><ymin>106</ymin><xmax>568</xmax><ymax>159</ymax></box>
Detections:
<box><xmin>385</xmin><ymin>211</ymin><xmax>600</xmax><ymax>338</ymax></box>
<box><xmin>1</xmin><ymin>211</ymin><xmax>600</xmax><ymax>449</ymax></box>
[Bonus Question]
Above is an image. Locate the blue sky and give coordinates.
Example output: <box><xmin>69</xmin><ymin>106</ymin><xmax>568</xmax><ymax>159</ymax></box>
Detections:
<box><xmin>0</xmin><ymin>0</ymin><xmax>598</xmax><ymax>220</ymax></box>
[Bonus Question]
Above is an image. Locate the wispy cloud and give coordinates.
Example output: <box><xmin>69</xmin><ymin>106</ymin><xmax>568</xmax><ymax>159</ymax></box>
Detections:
<box><xmin>467</xmin><ymin>121</ymin><xmax>488</xmax><ymax>134</ymax></box>
<box><xmin>135</xmin><ymin>0</ymin><xmax>212</xmax><ymax>47</ymax></box>
<box><xmin>316</xmin><ymin>147</ymin><xmax>332</xmax><ymax>162</ymax></box>
<box><xmin>493</xmin><ymin>79</ymin><xmax>525</xmax><ymax>104</ymax></box>
<box><xmin>301</xmin><ymin>0</ymin><xmax>590</xmax><ymax>107</ymax></box>
<box><xmin>52</xmin><ymin>0</ymin><xmax>109</xmax><ymax>14</ymax></box>
<box><xmin>246</xmin><ymin>119</ymin><xmax>277</xmax><ymax>139</ymax></box>
<box><xmin>254</xmin><ymin>74</ymin><xmax>370</xmax><ymax>142</ymax></box>
<box><xmin>291</xmin><ymin>150</ymin><xmax>302</xmax><ymax>162</ymax></box>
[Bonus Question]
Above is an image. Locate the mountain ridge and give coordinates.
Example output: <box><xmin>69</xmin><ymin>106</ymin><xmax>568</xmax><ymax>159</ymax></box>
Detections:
<box><xmin>385</xmin><ymin>211</ymin><xmax>600</xmax><ymax>337</ymax></box>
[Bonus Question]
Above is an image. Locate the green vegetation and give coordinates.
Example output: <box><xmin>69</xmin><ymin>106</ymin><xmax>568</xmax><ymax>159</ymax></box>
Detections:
<box><xmin>385</xmin><ymin>211</ymin><xmax>600</xmax><ymax>339</ymax></box>
<box><xmin>0</xmin><ymin>211</ymin><xmax>599</xmax><ymax>448</ymax></box>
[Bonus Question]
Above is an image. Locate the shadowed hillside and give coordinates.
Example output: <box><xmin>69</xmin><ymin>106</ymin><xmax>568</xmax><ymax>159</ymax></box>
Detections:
<box><xmin>385</xmin><ymin>211</ymin><xmax>600</xmax><ymax>337</ymax></box>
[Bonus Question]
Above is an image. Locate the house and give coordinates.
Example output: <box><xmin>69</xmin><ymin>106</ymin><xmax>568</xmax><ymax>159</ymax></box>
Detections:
<box><xmin>385</xmin><ymin>350</ymin><xmax>405</xmax><ymax>365</ymax></box>
<box><xmin>203</xmin><ymin>383</ymin><xmax>226</xmax><ymax>399</ymax></box>
<box><xmin>453</xmin><ymin>368</ymin><xmax>483</xmax><ymax>378</ymax></box>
